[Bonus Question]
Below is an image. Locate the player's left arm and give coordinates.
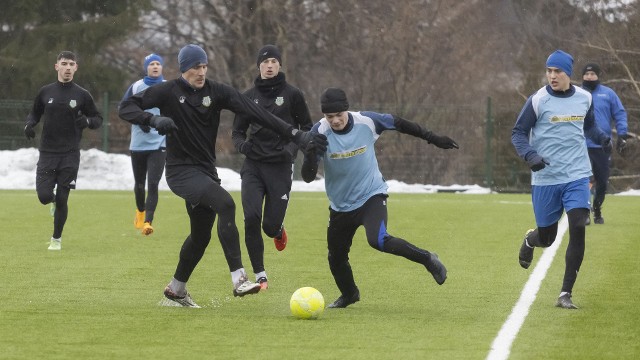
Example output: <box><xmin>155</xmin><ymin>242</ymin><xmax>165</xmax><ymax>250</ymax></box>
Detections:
<box><xmin>81</xmin><ymin>91</ymin><xmax>103</xmax><ymax>129</ymax></box>
<box><xmin>610</xmin><ymin>91</ymin><xmax>628</xmax><ymax>138</ymax></box>
<box><xmin>362</xmin><ymin>111</ymin><xmax>459</xmax><ymax>149</ymax></box>
<box><xmin>584</xmin><ymin>103</ymin><xmax>611</xmax><ymax>148</ymax></box>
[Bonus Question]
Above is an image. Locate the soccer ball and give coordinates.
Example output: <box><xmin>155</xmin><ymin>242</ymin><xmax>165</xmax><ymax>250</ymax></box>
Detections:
<box><xmin>290</xmin><ymin>287</ymin><xmax>325</xmax><ymax>319</ymax></box>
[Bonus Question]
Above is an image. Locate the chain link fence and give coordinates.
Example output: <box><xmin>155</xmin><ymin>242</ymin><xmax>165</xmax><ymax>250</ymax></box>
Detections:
<box><xmin>2</xmin><ymin>98</ymin><xmax>638</xmax><ymax>192</ymax></box>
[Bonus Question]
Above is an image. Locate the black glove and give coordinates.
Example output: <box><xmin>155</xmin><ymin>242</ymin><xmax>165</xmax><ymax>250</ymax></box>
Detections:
<box><xmin>150</xmin><ymin>116</ymin><xmax>178</xmax><ymax>135</ymax></box>
<box><xmin>601</xmin><ymin>137</ymin><xmax>612</xmax><ymax>154</ymax></box>
<box><xmin>616</xmin><ymin>136</ymin><xmax>628</xmax><ymax>156</ymax></box>
<box><xmin>427</xmin><ymin>134</ymin><xmax>459</xmax><ymax>149</ymax></box>
<box><xmin>75</xmin><ymin>112</ymin><xmax>89</xmax><ymax>129</ymax></box>
<box><xmin>293</xmin><ymin>130</ymin><xmax>328</xmax><ymax>154</ymax></box>
<box><xmin>139</xmin><ymin>124</ymin><xmax>151</xmax><ymax>133</ymax></box>
<box><xmin>24</xmin><ymin>121</ymin><xmax>36</xmax><ymax>140</ymax></box>
<box><xmin>239</xmin><ymin>141</ymin><xmax>253</xmax><ymax>155</ymax></box>
<box><xmin>527</xmin><ymin>154</ymin><xmax>549</xmax><ymax>172</ymax></box>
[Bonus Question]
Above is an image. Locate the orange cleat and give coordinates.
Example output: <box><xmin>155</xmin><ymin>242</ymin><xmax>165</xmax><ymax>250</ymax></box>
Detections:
<box><xmin>134</xmin><ymin>210</ymin><xmax>145</xmax><ymax>229</ymax></box>
<box><xmin>142</xmin><ymin>222</ymin><xmax>154</xmax><ymax>236</ymax></box>
<box><xmin>273</xmin><ymin>227</ymin><xmax>288</xmax><ymax>251</ymax></box>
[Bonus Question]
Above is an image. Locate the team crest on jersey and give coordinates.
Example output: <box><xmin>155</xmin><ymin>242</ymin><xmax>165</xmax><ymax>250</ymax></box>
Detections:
<box><xmin>254</xmin><ymin>99</ymin><xmax>259</xmax><ymax>104</ymax></box>
<box><xmin>179</xmin><ymin>96</ymin><xmax>186</xmax><ymax>103</ymax></box>
<box><xmin>202</xmin><ymin>96</ymin><xmax>211</xmax><ymax>107</ymax></box>
<box><xmin>275</xmin><ymin>97</ymin><xmax>284</xmax><ymax>106</ymax></box>
<box><xmin>69</xmin><ymin>100</ymin><xmax>77</xmax><ymax>108</ymax></box>
<box><xmin>48</xmin><ymin>98</ymin><xmax>53</xmax><ymax>103</ymax></box>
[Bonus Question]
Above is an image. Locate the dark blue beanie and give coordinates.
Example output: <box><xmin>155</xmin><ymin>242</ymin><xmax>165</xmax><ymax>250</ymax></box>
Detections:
<box><xmin>143</xmin><ymin>53</ymin><xmax>163</xmax><ymax>75</ymax></box>
<box><xmin>546</xmin><ymin>50</ymin><xmax>573</xmax><ymax>76</ymax></box>
<box><xmin>178</xmin><ymin>44</ymin><xmax>208</xmax><ymax>73</ymax></box>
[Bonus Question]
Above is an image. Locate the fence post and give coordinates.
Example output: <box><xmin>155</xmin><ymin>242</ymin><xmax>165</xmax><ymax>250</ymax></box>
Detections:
<box><xmin>485</xmin><ymin>96</ymin><xmax>494</xmax><ymax>189</ymax></box>
<box><xmin>102</xmin><ymin>91</ymin><xmax>109</xmax><ymax>152</ymax></box>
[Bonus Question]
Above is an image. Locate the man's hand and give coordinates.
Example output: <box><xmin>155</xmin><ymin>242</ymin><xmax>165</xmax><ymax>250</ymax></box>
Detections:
<box><xmin>75</xmin><ymin>111</ymin><xmax>89</xmax><ymax>129</ymax></box>
<box><xmin>601</xmin><ymin>137</ymin><xmax>613</xmax><ymax>154</ymax></box>
<box><xmin>292</xmin><ymin>130</ymin><xmax>328</xmax><ymax>154</ymax></box>
<box><xmin>150</xmin><ymin>116</ymin><xmax>178</xmax><ymax>135</ymax></box>
<box><xmin>139</xmin><ymin>124</ymin><xmax>151</xmax><ymax>133</ymax></box>
<box><xmin>527</xmin><ymin>154</ymin><xmax>549</xmax><ymax>172</ymax></box>
<box><xmin>616</xmin><ymin>136</ymin><xmax>628</xmax><ymax>156</ymax></box>
<box><xmin>427</xmin><ymin>134</ymin><xmax>459</xmax><ymax>149</ymax></box>
<box><xmin>24</xmin><ymin>121</ymin><xmax>36</xmax><ymax>140</ymax></box>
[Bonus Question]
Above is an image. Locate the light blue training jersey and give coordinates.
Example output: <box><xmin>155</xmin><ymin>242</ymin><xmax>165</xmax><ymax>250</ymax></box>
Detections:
<box><xmin>312</xmin><ymin>111</ymin><xmax>396</xmax><ymax>212</ymax></box>
<box><xmin>512</xmin><ymin>85</ymin><xmax>608</xmax><ymax>186</ymax></box>
<box><xmin>123</xmin><ymin>79</ymin><xmax>165</xmax><ymax>151</ymax></box>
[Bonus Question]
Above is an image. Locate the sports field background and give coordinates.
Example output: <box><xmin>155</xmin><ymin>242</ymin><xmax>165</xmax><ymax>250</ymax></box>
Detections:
<box><xmin>0</xmin><ymin>190</ymin><xmax>638</xmax><ymax>359</ymax></box>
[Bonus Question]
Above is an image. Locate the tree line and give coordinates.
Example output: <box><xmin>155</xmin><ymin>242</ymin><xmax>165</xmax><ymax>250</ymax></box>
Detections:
<box><xmin>1</xmin><ymin>0</ymin><xmax>638</xmax><ymax>187</ymax></box>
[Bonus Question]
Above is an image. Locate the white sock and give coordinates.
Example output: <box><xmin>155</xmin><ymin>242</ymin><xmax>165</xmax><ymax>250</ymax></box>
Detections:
<box><xmin>559</xmin><ymin>291</ymin><xmax>570</xmax><ymax>298</ymax></box>
<box><xmin>231</xmin><ymin>268</ymin><xmax>247</xmax><ymax>285</ymax></box>
<box><xmin>51</xmin><ymin>237</ymin><xmax>61</xmax><ymax>242</ymax></box>
<box><xmin>168</xmin><ymin>278</ymin><xmax>187</xmax><ymax>296</ymax></box>
<box><xmin>255</xmin><ymin>271</ymin><xmax>267</xmax><ymax>282</ymax></box>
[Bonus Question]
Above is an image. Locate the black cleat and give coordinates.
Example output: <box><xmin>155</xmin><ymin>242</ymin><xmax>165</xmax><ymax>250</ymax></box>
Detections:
<box><xmin>425</xmin><ymin>253</ymin><xmax>447</xmax><ymax>285</ymax></box>
<box><xmin>555</xmin><ymin>293</ymin><xmax>578</xmax><ymax>309</ymax></box>
<box><xmin>519</xmin><ymin>229</ymin><xmax>535</xmax><ymax>269</ymax></box>
<box><xmin>328</xmin><ymin>289</ymin><xmax>360</xmax><ymax>308</ymax></box>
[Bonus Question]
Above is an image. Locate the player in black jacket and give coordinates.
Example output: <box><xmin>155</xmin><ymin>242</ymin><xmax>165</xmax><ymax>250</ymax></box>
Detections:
<box><xmin>232</xmin><ymin>45</ymin><xmax>313</xmax><ymax>290</ymax></box>
<box><xmin>24</xmin><ymin>51</ymin><xmax>103</xmax><ymax>251</ymax></box>
<box><xmin>119</xmin><ymin>44</ymin><xmax>327</xmax><ymax>307</ymax></box>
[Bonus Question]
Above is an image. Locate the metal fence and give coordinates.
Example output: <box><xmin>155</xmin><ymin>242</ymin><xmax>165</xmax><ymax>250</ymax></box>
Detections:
<box><xmin>2</xmin><ymin>97</ymin><xmax>638</xmax><ymax>192</ymax></box>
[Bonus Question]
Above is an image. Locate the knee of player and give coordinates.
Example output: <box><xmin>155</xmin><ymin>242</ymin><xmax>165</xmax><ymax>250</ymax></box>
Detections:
<box><xmin>37</xmin><ymin>191</ymin><xmax>54</xmax><ymax>205</ymax></box>
<box><xmin>262</xmin><ymin>222</ymin><xmax>281</xmax><ymax>238</ymax></box>
<box><xmin>368</xmin><ymin>233</ymin><xmax>387</xmax><ymax>251</ymax></box>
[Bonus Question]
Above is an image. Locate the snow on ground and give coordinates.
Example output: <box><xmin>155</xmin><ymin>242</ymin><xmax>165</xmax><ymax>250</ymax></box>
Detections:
<box><xmin>1</xmin><ymin>148</ymin><xmax>638</xmax><ymax>196</ymax></box>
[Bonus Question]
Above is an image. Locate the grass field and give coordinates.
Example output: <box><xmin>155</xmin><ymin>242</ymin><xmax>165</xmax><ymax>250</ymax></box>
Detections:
<box><xmin>0</xmin><ymin>190</ymin><xmax>638</xmax><ymax>360</ymax></box>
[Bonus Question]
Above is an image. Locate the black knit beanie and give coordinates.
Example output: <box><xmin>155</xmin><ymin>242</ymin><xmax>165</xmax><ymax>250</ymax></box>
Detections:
<box><xmin>256</xmin><ymin>45</ymin><xmax>282</xmax><ymax>67</ymax></box>
<box><xmin>582</xmin><ymin>63</ymin><xmax>601</xmax><ymax>76</ymax></box>
<box><xmin>321</xmin><ymin>87</ymin><xmax>349</xmax><ymax>113</ymax></box>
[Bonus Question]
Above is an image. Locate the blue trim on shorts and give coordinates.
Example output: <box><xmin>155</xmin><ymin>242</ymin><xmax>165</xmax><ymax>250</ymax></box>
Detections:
<box><xmin>531</xmin><ymin>177</ymin><xmax>591</xmax><ymax>227</ymax></box>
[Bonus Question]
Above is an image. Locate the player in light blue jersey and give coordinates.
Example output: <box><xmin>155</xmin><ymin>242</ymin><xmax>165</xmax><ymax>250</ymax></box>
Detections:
<box><xmin>301</xmin><ymin>87</ymin><xmax>458</xmax><ymax>308</ymax></box>
<box><xmin>581</xmin><ymin>62</ymin><xmax>629</xmax><ymax>225</ymax></box>
<box><xmin>512</xmin><ymin>50</ymin><xmax>611</xmax><ymax>309</ymax></box>
<box><xmin>120</xmin><ymin>53</ymin><xmax>166</xmax><ymax>235</ymax></box>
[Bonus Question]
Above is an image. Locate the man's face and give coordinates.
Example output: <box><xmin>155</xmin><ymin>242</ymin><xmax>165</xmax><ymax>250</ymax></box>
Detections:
<box><xmin>324</xmin><ymin>111</ymin><xmax>349</xmax><ymax>131</ymax></box>
<box><xmin>546</xmin><ymin>67</ymin><xmax>571</xmax><ymax>91</ymax></box>
<box><xmin>55</xmin><ymin>58</ymin><xmax>77</xmax><ymax>83</ymax></box>
<box><xmin>182</xmin><ymin>64</ymin><xmax>207</xmax><ymax>89</ymax></box>
<box><xmin>582</xmin><ymin>70</ymin><xmax>598</xmax><ymax>82</ymax></box>
<box><xmin>259</xmin><ymin>58</ymin><xmax>280</xmax><ymax>79</ymax></box>
<box><xmin>147</xmin><ymin>61</ymin><xmax>163</xmax><ymax>78</ymax></box>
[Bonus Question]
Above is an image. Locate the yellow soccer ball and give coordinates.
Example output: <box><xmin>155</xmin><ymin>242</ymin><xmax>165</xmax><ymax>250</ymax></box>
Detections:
<box><xmin>290</xmin><ymin>287</ymin><xmax>325</xmax><ymax>319</ymax></box>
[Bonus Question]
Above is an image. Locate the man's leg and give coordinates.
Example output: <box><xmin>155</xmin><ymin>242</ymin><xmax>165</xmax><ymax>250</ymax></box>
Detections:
<box><xmin>589</xmin><ymin>148</ymin><xmax>610</xmax><ymax>223</ymax></box>
<box><xmin>327</xmin><ymin>209</ymin><xmax>360</xmax><ymax>307</ymax></box>
<box><xmin>240</xmin><ymin>160</ymin><xmax>267</xmax><ymax>276</ymax></box>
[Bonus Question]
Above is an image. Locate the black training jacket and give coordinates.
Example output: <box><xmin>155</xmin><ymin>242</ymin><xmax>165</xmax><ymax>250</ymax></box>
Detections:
<box><xmin>119</xmin><ymin>78</ymin><xmax>296</xmax><ymax>176</ymax></box>
<box><xmin>25</xmin><ymin>81</ymin><xmax>102</xmax><ymax>153</ymax></box>
<box><xmin>232</xmin><ymin>73</ymin><xmax>313</xmax><ymax>163</ymax></box>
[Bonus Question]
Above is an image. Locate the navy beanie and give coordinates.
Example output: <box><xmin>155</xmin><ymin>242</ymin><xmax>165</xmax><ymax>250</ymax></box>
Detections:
<box><xmin>546</xmin><ymin>50</ymin><xmax>574</xmax><ymax>76</ymax></box>
<box><xmin>321</xmin><ymin>87</ymin><xmax>349</xmax><ymax>113</ymax></box>
<box><xmin>256</xmin><ymin>44</ymin><xmax>282</xmax><ymax>67</ymax></box>
<box><xmin>178</xmin><ymin>44</ymin><xmax>208</xmax><ymax>73</ymax></box>
<box><xmin>143</xmin><ymin>53</ymin><xmax>163</xmax><ymax>74</ymax></box>
<box><xmin>582</xmin><ymin>62</ymin><xmax>601</xmax><ymax>76</ymax></box>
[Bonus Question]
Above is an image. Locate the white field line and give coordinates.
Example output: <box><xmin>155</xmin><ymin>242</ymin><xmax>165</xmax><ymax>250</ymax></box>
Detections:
<box><xmin>486</xmin><ymin>215</ymin><xmax>569</xmax><ymax>360</ymax></box>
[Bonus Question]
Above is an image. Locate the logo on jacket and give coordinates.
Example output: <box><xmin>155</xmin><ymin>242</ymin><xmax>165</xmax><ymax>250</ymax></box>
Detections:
<box><xmin>69</xmin><ymin>100</ymin><xmax>77</xmax><ymax>108</ymax></box>
<box><xmin>202</xmin><ymin>96</ymin><xmax>211</xmax><ymax>107</ymax></box>
<box><xmin>48</xmin><ymin>98</ymin><xmax>53</xmax><ymax>103</ymax></box>
<box><xmin>179</xmin><ymin>96</ymin><xmax>185</xmax><ymax>103</ymax></box>
<box><xmin>275</xmin><ymin>97</ymin><xmax>284</xmax><ymax>106</ymax></box>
